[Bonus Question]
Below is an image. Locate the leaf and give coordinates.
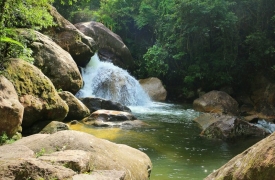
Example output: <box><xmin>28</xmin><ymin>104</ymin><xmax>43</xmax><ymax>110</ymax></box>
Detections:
<box><xmin>0</xmin><ymin>37</ymin><xmax>24</xmax><ymax>48</ymax></box>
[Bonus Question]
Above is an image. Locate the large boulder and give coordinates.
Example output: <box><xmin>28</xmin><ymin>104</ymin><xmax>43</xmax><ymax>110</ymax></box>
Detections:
<box><xmin>2</xmin><ymin>59</ymin><xmax>69</xmax><ymax>128</ymax></box>
<box><xmin>44</xmin><ymin>6</ymin><xmax>97</xmax><ymax>67</ymax></box>
<box><xmin>8</xmin><ymin>130</ymin><xmax>152</xmax><ymax>180</ymax></box>
<box><xmin>80</xmin><ymin>97</ymin><xmax>131</xmax><ymax>113</ymax></box>
<box><xmin>205</xmin><ymin>131</ymin><xmax>275</xmax><ymax>180</ymax></box>
<box><xmin>238</xmin><ymin>74</ymin><xmax>275</xmax><ymax>121</ymax></box>
<box><xmin>139</xmin><ymin>77</ymin><xmax>167</xmax><ymax>101</ymax></box>
<box><xmin>74</xmin><ymin>21</ymin><xmax>134</xmax><ymax>69</ymax></box>
<box><xmin>59</xmin><ymin>91</ymin><xmax>90</xmax><ymax>121</ymax></box>
<box><xmin>194</xmin><ymin>113</ymin><xmax>269</xmax><ymax>141</ymax></box>
<box><xmin>0</xmin><ymin>76</ymin><xmax>24</xmax><ymax>137</ymax></box>
<box><xmin>19</xmin><ymin>29</ymin><xmax>83</xmax><ymax>94</ymax></box>
<box><xmin>193</xmin><ymin>90</ymin><xmax>239</xmax><ymax>115</ymax></box>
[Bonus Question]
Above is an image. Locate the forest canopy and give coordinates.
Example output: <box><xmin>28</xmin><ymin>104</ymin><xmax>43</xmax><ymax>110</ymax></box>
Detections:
<box><xmin>1</xmin><ymin>0</ymin><xmax>275</xmax><ymax>99</ymax></box>
<box><xmin>54</xmin><ymin>0</ymin><xmax>275</xmax><ymax>99</ymax></box>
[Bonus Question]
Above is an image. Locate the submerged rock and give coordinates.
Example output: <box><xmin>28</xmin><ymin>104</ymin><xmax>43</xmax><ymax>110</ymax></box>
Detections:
<box><xmin>193</xmin><ymin>90</ymin><xmax>239</xmax><ymax>115</ymax></box>
<box><xmin>195</xmin><ymin>113</ymin><xmax>269</xmax><ymax>140</ymax></box>
<box><xmin>205</xmin><ymin>131</ymin><xmax>275</xmax><ymax>180</ymax></box>
<box><xmin>2</xmin><ymin>59</ymin><xmax>68</xmax><ymax>128</ymax></box>
<box><xmin>0</xmin><ymin>76</ymin><xmax>24</xmax><ymax>137</ymax></box>
<box><xmin>139</xmin><ymin>77</ymin><xmax>167</xmax><ymax>101</ymax></box>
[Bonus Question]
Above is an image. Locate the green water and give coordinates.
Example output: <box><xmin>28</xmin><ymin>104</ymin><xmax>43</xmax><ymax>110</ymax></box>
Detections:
<box><xmin>69</xmin><ymin>102</ymin><xmax>261</xmax><ymax>180</ymax></box>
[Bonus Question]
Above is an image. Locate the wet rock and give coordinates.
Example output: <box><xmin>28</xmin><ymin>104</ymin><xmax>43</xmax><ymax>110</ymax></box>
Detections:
<box><xmin>2</xmin><ymin>59</ymin><xmax>68</xmax><ymax>128</ymax></box>
<box><xmin>139</xmin><ymin>77</ymin><xmax>167</xmax><ymax>101</ymax></box>
<box><xmin>205</xmin><ymin>131</ymin><xmax>275</xmax><ymax>180</ymax></box>
<box><xmin>0</xmin><ymin>76</ymin><xmax>24</xmax><ymax>137</ymax></box>
<box><xmin>80</xmin><ymin>97</ymin><xmax>131</xmax><ymax>113</ymax></box>
<box><xmin>82</xmin><ymin>110</ymin><xmax>137</xmax><ymax>126</ymax></box>
<box><xmin>74</xmin><ymin>21</ymin><xmax>134</xmax><ymax>69</ymax></box>
<box><xmin>90</xmin><ymin>110</ymin><xmax>136</xmax><ymax>121</ymax></box>
<box><xmin>19</xmin><ymin>29</ymin><xmax>83</xmax><ymax>94</ymax></box>
<box><xmin>59</xmin><ymin>91</ymin><xmax>90</xmax><ymax>121</ymax></box>
<box><xmin>194</xmin><ymin>113</ymin><xmax>269</xmax><ymax>141</ymax></box>
<box><xmin>193</xmin><ymin>90</ymin><xmax>239</xmax><ymax>115</ymax></box>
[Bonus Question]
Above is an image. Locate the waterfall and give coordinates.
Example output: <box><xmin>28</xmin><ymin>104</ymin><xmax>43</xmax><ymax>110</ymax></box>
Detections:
<box><xmin>76</xmin><ymin>53</ymin><xmax>151</xmax><ymax>106</ymax></box>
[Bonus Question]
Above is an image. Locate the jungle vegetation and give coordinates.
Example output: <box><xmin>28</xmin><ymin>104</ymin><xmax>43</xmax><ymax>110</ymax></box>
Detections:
<box><xmin>54</xmin><ymin>0</ymin><xmax>275</xmax><ymax>99</ymax></box>
<box><xmin>1</xmin><ymin>0</ymin><xmax>275</xmax><ymax>100</ymax></box>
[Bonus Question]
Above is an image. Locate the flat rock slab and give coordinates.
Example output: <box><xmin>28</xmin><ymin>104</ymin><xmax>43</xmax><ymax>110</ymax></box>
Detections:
<box><xmin>73</xmin><ymin>170</ymin><xmax>126</xmax><ymax>180</ymax></box>
<box><xmin>38</xmin><ymin>150</ymin><xmax>92</xmax><ymax>173</ymax></box>
<box><xmin>90</xmin><ymin>110</ymin><xmax>136</xmax><ymax>121</ymax></box>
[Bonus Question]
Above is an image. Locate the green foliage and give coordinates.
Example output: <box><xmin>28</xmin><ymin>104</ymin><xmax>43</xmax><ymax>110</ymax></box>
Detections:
<box><xmin>35</xmin><ymin>148</ymin><xmax>46</xmax><ymax>157</ymax></box>
<box><xmin>0</xmin><ymin>132</ymin><xmax>15</xmax><ymax>145</ymax></box>
<box><xmin>142</xmin><ymin>44</ymin><xmax>169</xmax><ymax>77</ymax></box>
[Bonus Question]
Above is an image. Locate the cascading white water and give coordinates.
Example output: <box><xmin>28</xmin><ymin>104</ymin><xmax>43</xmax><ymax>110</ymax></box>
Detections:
<box><xmin>76</xmin><ymin>53</ymin><xmax>152</xmax><ymax>106</ymax></box>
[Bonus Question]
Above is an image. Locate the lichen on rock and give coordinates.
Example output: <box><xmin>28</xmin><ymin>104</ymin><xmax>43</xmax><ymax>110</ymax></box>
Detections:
<box><xmin>2</xmin><ymin>58</ymin><xmax>68</xmax><ymax>128</ymax></box>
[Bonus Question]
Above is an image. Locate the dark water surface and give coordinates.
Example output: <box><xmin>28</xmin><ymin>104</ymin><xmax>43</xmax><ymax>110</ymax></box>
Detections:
<box><xmin>69</xmin><ymin>102</ymin><xmax>261</xmax><ymax>180</ymax></box>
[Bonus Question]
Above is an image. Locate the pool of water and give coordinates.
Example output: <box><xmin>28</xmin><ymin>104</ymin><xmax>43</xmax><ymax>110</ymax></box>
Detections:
<box><xmin>68</xmin><ymin>102</ymin><xmax>261</xmax><ymax>180</ymax></box>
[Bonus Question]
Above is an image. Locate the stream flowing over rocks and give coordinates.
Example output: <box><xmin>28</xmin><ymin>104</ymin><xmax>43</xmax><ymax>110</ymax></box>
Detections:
<box><xmin>2</xmin><ymin>4</ymin><xmax>275</xmax><ymax>180</ymax></box>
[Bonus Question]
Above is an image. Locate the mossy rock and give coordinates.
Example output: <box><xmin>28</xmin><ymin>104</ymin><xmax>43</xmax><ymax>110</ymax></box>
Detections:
<box><xmin>2</xmin><ymin>59</ymin><xmax>68</xmax><ymax>128</ymax></box>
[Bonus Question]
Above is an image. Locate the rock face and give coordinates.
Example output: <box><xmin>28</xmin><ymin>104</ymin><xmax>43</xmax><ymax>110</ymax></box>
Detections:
<box><xmin>74</xmin><ymin>21</ymin><xmax>134</xmax><ymax>69</ymax></box>
<box><xmin>238</xmin><ymin>75</ymin><xmax>275</xmax><ymax>121</ymax></box>
<box><xmin>0</xmin><ymin>76</ymin><xmax>24</xmax><ymax>137</ymax></box>
<box><xmin>193</xmin><ymin>90</ymin><xmax>239</xmax><ymax>115</ymax></box>
<box><xmin>194</xmin><ymin>113</ymin><xmax>268</xmax><ymax>140</ymax></box>
<box><xmin>139</xmin><ymin>77</ymin><xmax>167</xmax><ymax>101</ymax></box>
<box><xmin>1</xmin><ymin>130</ymin><xmax>152</xmax><ymax>180</ymax></box>
<box><xmin>59</xmin><ymin>91</ymin><xmax>90</xmax><ymax>121</ymax></box>
<box><xmin>2</xmin><ymin>59</ymin><xmax>69</xmax><ymax>128</ymax></box>
<box><xmin>80</xmin><ymin>97</ymin><xmax>131</xmax><ymax>113</ymax></box>
<box><xmin>205</xmin><ymin>131</ymin><xmax>275</xmax><ymax>180</ymax></box>
<box><xmin>45</xmin><ymin>6</ymin><xmax>97</xmax><ymax>67</ymax></box>
<box><xmin>19</xmin><ymin>30</ymin><xmax>83</xmax><ymax>94</ymax></box>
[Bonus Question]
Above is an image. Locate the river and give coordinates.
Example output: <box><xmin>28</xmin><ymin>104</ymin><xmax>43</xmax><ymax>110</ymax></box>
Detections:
<box><xmin>69</xmin><ymin>102</ymin><xmax>261</xmax><ymax>179</ymax></box>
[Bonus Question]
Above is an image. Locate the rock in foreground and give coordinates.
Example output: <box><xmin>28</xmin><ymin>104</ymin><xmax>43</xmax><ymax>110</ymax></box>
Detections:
<box><xmin>3</xmin><ymin>130</ymin><xmax>152</xmax><ymax>180</ymax></box>
<box><xmin>205</xmin><ymin>131</ymin><xmax>275</xmax><ymax>180</ymax></box>
<box><xmin>2</xmin><ymin>59</ymin><xmax>69</xmax><ymax>128</ymax></box>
